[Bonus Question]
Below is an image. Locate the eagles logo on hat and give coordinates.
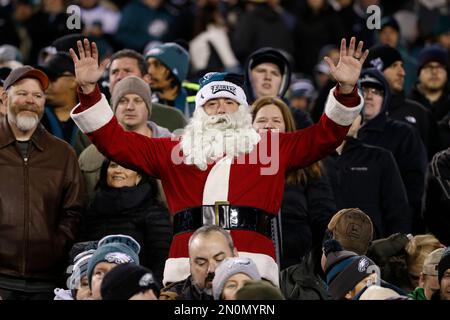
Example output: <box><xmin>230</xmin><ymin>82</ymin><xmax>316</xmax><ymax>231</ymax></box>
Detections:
<box><xmin>104</xmin><ymin>252</ymin><xmax>134</xmax><ymax>264</ymax></box>
<box><xmin>195</xmin><ymin>72</ymin><xmax>248</xmax><ymax>109</ymax></box>
<box><xmin>363</xmin><ymin>45</ymin><xmax>402</xmax><ymax>71</ymax></box>
<box><xmin>101</xmin><ymin>264</ymin><xmax>160</xmax><ymax>300</ymax></box>
<box><xmin>358</xmin><ymin>257</ymin><xmax>370</xmax><ymax>272</ymax></box>
<box><xmin>369</xmin><ymin>58</ymin><xmax>384</xmax><ymax>71</ymax></box>
<box><xmin>86</xmin><ymin>234</ymin><xmax>141</xmax><ymax>288</ymax></box>
<box><xmin>323</xmin><ymin>239</ymin><xmax>377</xmax><ymax>300</ymax></box>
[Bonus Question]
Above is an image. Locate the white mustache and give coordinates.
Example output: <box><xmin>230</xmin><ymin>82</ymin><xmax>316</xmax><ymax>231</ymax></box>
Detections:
<box><xmin>203</xmin><ymin>114</ymin><xmax>232</xmax><ymax>129</ymax></box>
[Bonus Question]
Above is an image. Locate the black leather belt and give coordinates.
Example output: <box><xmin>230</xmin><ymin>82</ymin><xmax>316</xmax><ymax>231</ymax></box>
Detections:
<box><xmin>173</xmin><ymin>203</ymin><xmax>274</xmax><ymax>239</ymax></box>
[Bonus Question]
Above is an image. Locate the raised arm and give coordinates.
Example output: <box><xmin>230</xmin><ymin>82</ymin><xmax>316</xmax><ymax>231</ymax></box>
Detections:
<box><xmin>69</xmin><ymin>39</ymin><xmax>109</xmax><ymax>95</ymax></box>
<box><xmin>69</xmin><ymin>39</ymin><xmax>170</xmax><ymax>178</ymax></box>
<box><xmin>283</xmin><ymin>37</ymin><xmax>368</xmax><ymax>169</ymax></box>
<box><xmin>324</xmin><ymin>37</ymin><xmax>369</xmax><ymax>94</ymax></box>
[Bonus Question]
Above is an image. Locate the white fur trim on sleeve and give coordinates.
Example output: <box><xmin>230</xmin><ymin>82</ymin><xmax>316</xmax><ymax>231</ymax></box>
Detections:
<box><xmin>70</xmin><ymin>94</ymin><xmax>114</xmax><ymax>133</ymax></box>
<box><xmin>324</xmin><ymin>87</ymin><xmax>364</xmax><ymax>126</ymax></box>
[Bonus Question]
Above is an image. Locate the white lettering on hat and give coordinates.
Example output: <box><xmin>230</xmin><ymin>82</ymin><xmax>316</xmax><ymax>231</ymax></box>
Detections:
<box><xmin>139</xmin><ymin>273</ymin><xmax>155</xmax><ymax>287</ymax></box>
<box><xmin>358</xmin><ymin>257</ymin><xmax>370</xmax><ymax>272</ymax></box>
<box><xmin>211</xmin><ymin>84</ymin><xmax>236</xmax><ymax>96</ymax></box>
<box><xmin>105</xmin><ymin>252</ymin><xmax>134</xmax><ymax>264</ymax></box>
<box><xmin>229</xmin><ymin>258</ymin><xmax>251</xmax><ymax>269</ymax></box>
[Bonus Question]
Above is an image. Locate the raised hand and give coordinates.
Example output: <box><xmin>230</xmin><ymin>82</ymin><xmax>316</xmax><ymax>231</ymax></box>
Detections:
<box><xmin>69</xmin><ymin>39</ymin><xmax>110</xmax><ymax>94</ymax></box>
<box><xmin>324</xmin><ymin>37</ymin><xmax>369</xmax><ymax>94</ymax></box>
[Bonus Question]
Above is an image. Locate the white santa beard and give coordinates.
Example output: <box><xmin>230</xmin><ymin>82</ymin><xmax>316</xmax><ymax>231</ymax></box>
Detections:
<box><xmin>181</xmin><ymin>105</ymin><xmax>260</xmax><ymax>170</ymax></box>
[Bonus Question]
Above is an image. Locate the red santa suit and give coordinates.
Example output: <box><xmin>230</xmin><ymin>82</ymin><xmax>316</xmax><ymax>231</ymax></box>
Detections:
<box><xmin>71</xmin><ymin>85</ymin><xmax>362</xmax><ymax>286</ymax></box>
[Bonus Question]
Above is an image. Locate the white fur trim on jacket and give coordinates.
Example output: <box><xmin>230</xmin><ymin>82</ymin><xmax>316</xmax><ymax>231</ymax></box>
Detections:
<box><xmin>70</xmin><ymin>94</ymin><xmax>114</xmax><ymax>133</ymax></box>
<box><xmin>324</xmin><ymin>87</ymin><xmax>364</xmax><ymax>126</ymax></box>
<box><xmin>202</xmin><ymin>156</ymin><xmax>231</xmax><ymax>205</ymax></box>
<box><xmin>195</xmin><ymin>80</ymin><xmax>247</xmax><ymax>109</ymax></box>
<box><xmin>163</xmin><ymin>257</ymin><xmax>190</xmax><ymax>286</ymax></box>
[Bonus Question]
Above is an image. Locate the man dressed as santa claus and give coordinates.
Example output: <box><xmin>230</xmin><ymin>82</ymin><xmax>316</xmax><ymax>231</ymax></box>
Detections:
<box><xmin>70</xmin><ymin>37</ymin><xmax>368</xmax><ymax>288</ymax></box>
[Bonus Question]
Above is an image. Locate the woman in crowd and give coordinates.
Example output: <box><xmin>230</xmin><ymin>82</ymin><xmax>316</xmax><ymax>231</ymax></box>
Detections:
<box><xmin>252</xmin><ymin>96</ymin><xmax>336</xmax><ymax>268</ymax></box>
<box><xmin>81</xmin><ymin>159</ymin><xmax>172</xmax><ymax>285</ymax></box>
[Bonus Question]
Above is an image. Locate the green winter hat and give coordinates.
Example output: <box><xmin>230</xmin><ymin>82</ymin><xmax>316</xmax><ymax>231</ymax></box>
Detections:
<box><xmin>87</xmin><ymin>235</ymin><xmax>141</xmax><ymax>288</ymax></box>
<box><xmin>145</xmin><ymin>42</ymin><xmax>189</xmax><ymax>84</ymax></box>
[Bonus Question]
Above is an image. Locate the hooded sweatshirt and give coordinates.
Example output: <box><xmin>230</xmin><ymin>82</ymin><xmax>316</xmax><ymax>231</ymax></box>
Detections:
<box><xmin>244</xmin><ymin>47</ymin><xmax>292</xmax><ymax>105</ymax></box>
<box><xmin>358</xmin><ymin>69</ymin><xmax>428</xmax><ymax>233</ymax></box>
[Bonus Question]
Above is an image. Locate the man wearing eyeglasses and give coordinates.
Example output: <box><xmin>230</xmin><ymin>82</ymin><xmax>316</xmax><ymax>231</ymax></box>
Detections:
<box><xmin>357</xmin><ymin>68</ymin><xmax>428</xmax><ymax>237</ymax></box>
<box><xmin>409</xmin><ymin>45</ymin><xmax>449</xmax><ymax>122</ymax></box>
<box><xmin>39</xmin><ymin>52</ymin><xmax>90</xmax><ymax>155</ymax></box>
<box><xmin>410</xmin><ymin>45</ymin><xmax>450</xmax><ymax>154</ymax></box>
<box><xmin>363</xmin><ymin>45</ymin><xmax>436</xmax><ymax>162</ymax></box>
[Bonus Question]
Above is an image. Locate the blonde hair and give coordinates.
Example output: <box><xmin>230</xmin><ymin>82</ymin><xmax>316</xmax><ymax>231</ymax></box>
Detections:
<box><xmin>405</xmin><ymin>234</ymin><xmax>442</xmax><ymax>272</ymax></box>
<box><xmin>251</xmin><ymin>96</ymin><xmax>322</xmax><ymax>185</ymax></box>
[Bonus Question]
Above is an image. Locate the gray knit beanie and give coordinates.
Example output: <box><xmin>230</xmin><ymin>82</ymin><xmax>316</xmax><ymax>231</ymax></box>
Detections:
<box><xmin>212</xmin><ymin>257</ymin><xmax>261</xmax><ymax>300</ymax></box>
<box><xmin>111</xmin><ymin>76</ymin><xmax>152</xmax><ymax>116</ymax></box>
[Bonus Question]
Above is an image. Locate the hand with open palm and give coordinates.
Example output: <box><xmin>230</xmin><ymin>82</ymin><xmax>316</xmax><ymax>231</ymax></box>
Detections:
<box><xmin>69</xmin><ymin>39</ymin><xmax>110</xmax><ymax>94</ymax></box>
<box><xmin>324</xmin><ymin>37</ymin><xmax>369</xmax><ymax>94</ymax></box>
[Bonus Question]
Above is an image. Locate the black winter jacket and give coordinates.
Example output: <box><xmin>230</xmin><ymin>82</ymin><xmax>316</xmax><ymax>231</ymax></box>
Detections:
<box><xmin>436</xmin><ymin>112</ymin><xmax>450</xmax><ymax>152</ymax></box>
<box><xmin>409</xmin><ymin>86</ymin><xmax>450</xmax><ymax>122</ymax></box>
<box><xmin>281</xmin><ymin>172</ymin><xmax>336</xmax><ymax>269</ymax></box>
<box><xmin>280</xmin><ymin>106</ymin><xmax>336</xmax><ymax>269</ymax></box>
<box><xmin>82</xmin><ymin>182</ymin><xmax>172</xmax><ymax>284</ymax></box>
<box><xmin>323</xmin><ymin>138</ymin><xmax>411</xmax><ymax>238</ymax></box>
<box><xmin>387</xmin><ymin>92</ymin><xmax>437</xmax><ymax>159</ymax></box>
<box><xmin>160</xmin><ymin>275</ymin><xmax>213</xmax><ymax>300</ymax></box>
<box><xmin>358</xmin><ymin>69</ymin><xmax>428</xmax><ymax>234</ymax></box>
<box><xmin>280</xmin><ymin>245</ymin><xmax>329</xmax><ymax>300</ymax></box>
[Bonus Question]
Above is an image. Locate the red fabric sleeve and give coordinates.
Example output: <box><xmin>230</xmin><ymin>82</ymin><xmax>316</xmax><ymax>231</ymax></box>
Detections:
<box><xmin>73</xmin><ymin>84</ymin><xmax>102</xmax><ymax>113</ymax></box>
<box><xmin>333</xmin><ymin>84</ymin><xmax>360</xmax><ymax>108</ymax></box>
